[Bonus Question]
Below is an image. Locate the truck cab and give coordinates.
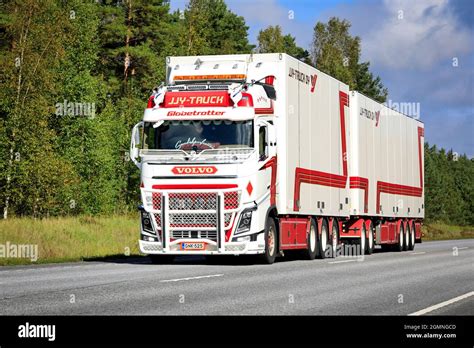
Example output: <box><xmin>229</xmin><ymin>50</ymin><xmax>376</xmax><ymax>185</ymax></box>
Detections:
<box><xmin>131</xmin><ymin>55</ymin><xmax>279</xmax><ymax>263</ymax></box>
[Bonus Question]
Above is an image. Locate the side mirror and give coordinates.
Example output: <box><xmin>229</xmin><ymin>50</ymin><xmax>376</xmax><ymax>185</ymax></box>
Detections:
<box><xmin>262</xmin><ymin>84</ymin><xmax>276</xmax><ymax>100</ymax></box>
<box><xmin>130</xmin><ymin>121</ymin><xmax>143</xmax><ymax>169</ymax></box>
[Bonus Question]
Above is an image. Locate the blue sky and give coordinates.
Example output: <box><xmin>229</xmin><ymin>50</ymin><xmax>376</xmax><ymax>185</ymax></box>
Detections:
<box><xmin>170</xmin><ymin>0</ymin><xmax>473</xmax><ymax>157</ymax></box>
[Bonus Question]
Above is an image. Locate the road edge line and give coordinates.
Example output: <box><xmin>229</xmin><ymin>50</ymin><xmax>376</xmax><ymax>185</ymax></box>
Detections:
<box><xmin>408</xmin><ymin>291</ymin><xmax>474</xmax><ymax>316</ymax></box>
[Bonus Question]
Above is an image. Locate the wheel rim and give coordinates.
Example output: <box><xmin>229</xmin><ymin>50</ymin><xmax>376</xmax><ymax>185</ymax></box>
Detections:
<box><xmin>411</xmin><ymin>229</ymin><xmax>415</xmax><ymax>247</ymax></box>
<box><xmin>405</xmin><ymin>230</ymin><xmax>409</xmax><ymax>248</ymax></box>
<box><xmin>361</xmin><ymin>230</ymin><xmax>365</xmax><ymax>255</ymax></box>
<box><xmin>332</xmin><ymin>227</ymin><xmax>338</xmax><ymax>253</ymax></box>
<box><xmin>268</xmin><ymin>225</ymin><xmax>275</xmax><ymax>256</ymax></box>
<box><xmin>399</xmin><ymin>229</ymin><xmax>404</xmax><ymax>248</ymax></box>
<box><xmin>310</xmin><ymin>224</ymin><xmax>316</xmax><ymax>252</ymax></box>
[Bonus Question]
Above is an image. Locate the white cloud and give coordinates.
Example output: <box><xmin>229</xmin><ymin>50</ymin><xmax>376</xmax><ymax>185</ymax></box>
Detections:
<box><xmin>363</xmin><ymin>0</ymin><xmax>472</xmax><ymax>69</ymax></box>
<box><xmin>226</xmin><ymin>0</ymin><xmax>313</xmax><ymax>48</ymax></box>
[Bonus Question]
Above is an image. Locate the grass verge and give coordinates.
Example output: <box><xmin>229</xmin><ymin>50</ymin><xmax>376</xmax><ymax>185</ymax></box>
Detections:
<box><xmin>0</xmin><ymin>215</ymin><xmax>141</xmax><ymax>266</ymax></box>
<box><xmin>423</xmin><ymin>222</ymin><xmax>474</xmax><ymax>241</ymax></box>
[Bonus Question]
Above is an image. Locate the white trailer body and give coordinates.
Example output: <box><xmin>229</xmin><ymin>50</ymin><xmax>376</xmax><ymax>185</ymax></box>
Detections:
<box><xmin>348</xmin><ymin>91</ymin><xmax>424</xmax><ymax>219</ymax></box>
<box><xmin>276</xmin><ymin>55</ymin><xmax>350</xmax><ymax>217</ymax></box>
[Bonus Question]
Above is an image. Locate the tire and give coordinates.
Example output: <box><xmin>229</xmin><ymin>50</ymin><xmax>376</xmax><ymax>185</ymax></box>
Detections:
<box><xmin>403</xmin><ymin>223</ymin><xmax>409</xmax><ymax>251</ymax></box>
<box><xmin>149</xmin><ymin>254</ymin><xmax>175</xmax><ymax>264</ymax></box>
<box><xmin>365</xmin><ymin>221</ymin><xmax>374</xmax><ymax>255</ymax></box>
<box><xmin>259</xmin><ymin>217</ymin><xmax>277</xmax><ymax>264</ymax></box>
<box><xmin>316</xmin><ymin>218</ymin><xmax>330</xmax><ymax>259</ymax></box>
<box><xmin>396</xmin><ymin>224</ymin><xmax>404</xmax><ymax>252</ymax></box>
<box><xmin>359</xmin><ymin>224</ymin><xmax>366</xmax><ymax>257</ymax></box>
<box><xmin>408</xmin><ymin>222</ymin><xmax>416</xmax><ymax>251</ymax></box>
<box><xmin>303</xmin><ymin>218</ymin><xmax>318</xmax><ymax>260</ymax></box>
<box><xmin>329</xmin><ymin>220</ymin><xmax>339</xmax><ymax>258</ymax></box>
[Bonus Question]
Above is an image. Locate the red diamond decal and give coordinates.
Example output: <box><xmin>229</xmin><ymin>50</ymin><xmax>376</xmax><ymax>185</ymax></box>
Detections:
<box><xmin>246</xmin><ymin>181</ymin><xmax>253</xmax><ymax>195</ymax></box>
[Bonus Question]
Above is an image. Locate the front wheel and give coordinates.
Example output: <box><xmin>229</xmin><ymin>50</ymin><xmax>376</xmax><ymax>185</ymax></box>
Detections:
<box><xmin>259</xmin><ymin>217</ymin><xmax>277</xmax><ymax>264</ymax></box>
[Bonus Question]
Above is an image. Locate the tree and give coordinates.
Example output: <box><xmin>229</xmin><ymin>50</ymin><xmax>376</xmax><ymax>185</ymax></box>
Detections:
<box><xmin>0</xmin><ymin>0</ymin><xmax>78</xmax><ymax>218</ymax></box>
<box><xmin>257</xmin><ymin>25</ymin><xmax>310</xmax><ymax>63</ymax></box>
<box><xmin>424</xmin><ymin>143</ymin><xmax>474</xmax><ymax>225</ymax></box>
<box><xmin>180</xmin><ymin>0</ymin><xmax>253</xmax><ymax>55</ymax></box>
<box><xmin>311</xmin><ymin>17</ymin><xmax>387</xmax><ymax>102</ymax></box>
<box><xmin>98</xmin><ymin>0</ymin><xmax>172</xmax><ymax>99</ymax></box>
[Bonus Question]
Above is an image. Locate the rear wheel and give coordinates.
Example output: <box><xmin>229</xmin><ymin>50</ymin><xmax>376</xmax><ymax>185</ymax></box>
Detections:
<box><xmin>403</xmin><ymin>223</ymin><xmax>409</xmax><ymax>251</ymax></box>
<box><xmin>303</xmin><ymin>218</ymin><xmax>318</xmax><ymax>260</ymax></box>
<box><xmin>396</xmin><ymin>224</ymin><xmax>404</xmax><ymax>252</ymax></box>
<box><xmin>259</xmin><ymin>217</ymin><xmax>277</xmax><ymax>264</ymax></box>
<box><xmin>149</xmin><ymin>255</ymin><xmax>175</xmax><ymax>264</ymax></box>
<box><xmin>317</xmin><ymin>218</ymin><xmax>330</xmax><ymax>259</ymax></box>
<box><xmin>365</xmin><ymin>221</ymin><xmax>374</xmax><ymax>255</ymax></box>
<box><xmin>408</xmin><ymin>223</ymin><xmax>416</xmax><ymax>250</ymax></box>
<box><xmin>359</xmin><ymin>224</ymin><xmax>366</xmax><ymax>257</ymax></box>
<box><xmin>329</xmin><ymin>220</ymin><xmax>339</xmax><ymax>258</ymax></box>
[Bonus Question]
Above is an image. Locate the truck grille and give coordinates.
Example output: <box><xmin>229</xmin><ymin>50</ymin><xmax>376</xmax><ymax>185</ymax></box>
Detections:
<box><xmin>169</xmin><ymin>192</ymin><xmax>217</xmax><ymax>210</ymax></box>
<box><xmin>170</xmin><ymin>213</ymin><xmax>216</xmax><ymax>227</ymax></box>
<box><xmin>150</xmin><ymin>190</ymin><xmax>240</xmax><ymax>241</ymax></box>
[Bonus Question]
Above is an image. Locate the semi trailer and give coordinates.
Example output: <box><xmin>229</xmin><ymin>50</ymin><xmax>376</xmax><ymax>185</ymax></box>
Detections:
<box><xmin>130</xmin><ymin>53</ymin><xmax>424</xmax><ymax>264</ymax></box>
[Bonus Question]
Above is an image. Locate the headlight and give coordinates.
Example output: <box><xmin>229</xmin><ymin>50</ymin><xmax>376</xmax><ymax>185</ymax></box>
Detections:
<box><xmin>141</xmin><ymin>211</ymin><xmax>154</xmax><ymax>232</ymax></box>
<box><xmin>236</xmin><ymin>208</ymin><xmax>255</xmax><ymax>234</ymax></box>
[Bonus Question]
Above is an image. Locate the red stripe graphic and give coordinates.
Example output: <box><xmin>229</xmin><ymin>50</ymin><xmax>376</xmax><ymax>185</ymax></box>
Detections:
<box><xmin>260</xmin><ymin>156</ymin><xmax>278</xmax><ymax>206</ymax></box>
<box><xmin>293</xmin><ymin>91</ymin><xmax>349</xmax><ymax>211</ymax></box>
<box><xmin>152</xmin><ymin>184</ymin><xmax>238</xmax><ymax>190</ymax></box>
<box><xmin>339</xmin><ymin>91</ymin><xmax>349</xmax><ymax>177</ymax></box>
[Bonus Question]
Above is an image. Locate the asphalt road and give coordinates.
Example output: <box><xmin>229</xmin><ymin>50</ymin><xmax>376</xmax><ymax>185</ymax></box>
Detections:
<box><xmin>0</xmin><ymin>239</ymin><xmax>472</xmax><ymax>315</ymax></box>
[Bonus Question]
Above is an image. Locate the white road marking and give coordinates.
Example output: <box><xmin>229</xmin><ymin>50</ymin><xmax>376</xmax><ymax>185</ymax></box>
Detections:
<box><xmin>410</xmin><ymin>252</ymin><xmax>426</xmax><ymax>255</ymax></box>
<box><xmin>160</xmin><ymin>274</ymin><xmax>224</xmax><ymax>283</ymax></box>
<box><xmin>457</xmin><ymin>247</ymin><xmax>469</xmax><ymax>250</ymax></box>
<box><xmin>408</xmin><ymin>291</ymin><xmax>474</xmax><ymax>316</ymax></box>
<box><xmin>328</xmin><ymin>259</ymin><xmax>357</xmax><ymax>264</ymax></box>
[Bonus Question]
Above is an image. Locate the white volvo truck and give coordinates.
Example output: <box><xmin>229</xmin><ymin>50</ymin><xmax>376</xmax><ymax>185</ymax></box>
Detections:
<box><xmin>130</xmin><ymin>53</ymin><xmax>424</xmax><ymax>264</ymax></box>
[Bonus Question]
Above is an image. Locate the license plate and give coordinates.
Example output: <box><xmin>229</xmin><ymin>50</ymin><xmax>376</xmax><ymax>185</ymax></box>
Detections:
<box><xmin>181</xmin><ymin>242</ymin><xmax>206</xmax><ymax>250</ymax></box>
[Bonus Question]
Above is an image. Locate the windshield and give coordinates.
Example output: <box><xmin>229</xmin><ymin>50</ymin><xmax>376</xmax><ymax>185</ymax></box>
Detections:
<box><xmin>143</xmin><ymin>120</ymin><xmax>254</xmax><ymax>151</ymax></box>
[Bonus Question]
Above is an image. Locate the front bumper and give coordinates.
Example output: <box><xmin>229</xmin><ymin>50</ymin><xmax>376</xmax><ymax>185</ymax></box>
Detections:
<box><xmin>139</xmin><ymin>239</ymin><xmax>265</xmax><ymax>255</ymax></box>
